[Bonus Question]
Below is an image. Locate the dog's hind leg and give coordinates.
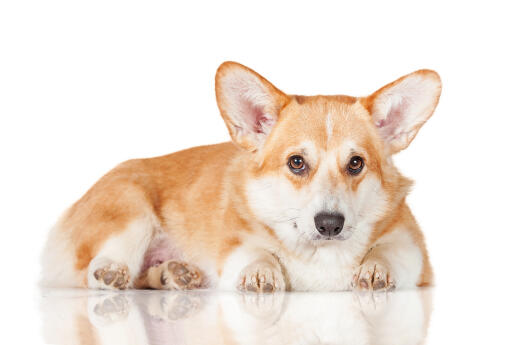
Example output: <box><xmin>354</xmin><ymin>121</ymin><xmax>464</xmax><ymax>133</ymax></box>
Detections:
<box><xmin>41</xmin><ymin>159</ymin><xmax>169</xmax><ymax>289</ymax></box>
<box><xmin>87</xmin><ymin>216</ymin><xmax>156</xmax><ymax>290</ymax></box>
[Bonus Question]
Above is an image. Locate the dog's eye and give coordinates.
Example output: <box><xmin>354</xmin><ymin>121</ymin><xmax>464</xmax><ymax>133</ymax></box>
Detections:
<box><xmin>288</xmin><ymin>155</ymin><xmax>306</xmax><ymax>174</ymax></box>
<box><xmin>347</xmin><ymin>156</ymin><xmax>364</xmax><ymax>175</ymax></box>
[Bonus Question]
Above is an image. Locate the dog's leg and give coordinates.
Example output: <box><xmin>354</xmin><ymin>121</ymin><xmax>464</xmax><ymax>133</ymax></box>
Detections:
<box><xmin>352</xmin><ymin>228</ymin><xmax>424</xmax><ymax>291</ymax></box>
<box><xmin>237</xmin><ymin>258</ymin><xmax>285</xmax><ymax>293</ymax></box>
<box><xmin>219</xmin><ymin>246</ymin><xmax>285</xmax><ymax>293</ymax></box>
<box><xmin>134</xmin><ymin>260</ymin><xmax>203</xmax><ymax>290</ymax></box>
<box><xmin>88</xmin><ymin>216</ymin><xmax>155</xmax><ymax>290</ymax></box>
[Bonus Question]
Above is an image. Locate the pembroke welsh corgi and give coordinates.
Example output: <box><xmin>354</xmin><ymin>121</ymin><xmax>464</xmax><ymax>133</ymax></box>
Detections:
<box><xmin>41</xmin><ymin>61</ymin><xmax>441</xmax><ymax>292</ymax></box>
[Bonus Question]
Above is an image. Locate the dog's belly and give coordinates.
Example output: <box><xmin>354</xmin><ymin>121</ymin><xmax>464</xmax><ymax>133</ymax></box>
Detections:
<box><xmin>141</xmin><ymin>235</ymin><xmax>181</xmax><ymax>272</ymax></box>
<box><xmin>278</xmin><ymin>246</ymin><xmax>359</xmax><ymax>291</ymax></box>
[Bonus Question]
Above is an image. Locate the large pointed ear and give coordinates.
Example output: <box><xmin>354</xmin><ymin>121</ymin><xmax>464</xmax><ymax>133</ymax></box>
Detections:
<box><xmin>215</xmin><ymin>62</ymin><xmax>290</xmax><ymax>152</ymax></box>
<box><xmin>361</xmin><ymin>70</ymin><xmax>442</xmax><ymax>154</ymax></box>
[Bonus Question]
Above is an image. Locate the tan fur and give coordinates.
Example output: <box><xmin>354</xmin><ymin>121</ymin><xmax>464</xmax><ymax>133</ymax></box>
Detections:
<box><xmin>44</xmin><ymin>61</ymin><xmax>440</xmax><ymax>290</ymax></box>
<box><xmin>65</xmin><ymin>143</ymin><xmax>254</xmax><ymax>283</ymax></box>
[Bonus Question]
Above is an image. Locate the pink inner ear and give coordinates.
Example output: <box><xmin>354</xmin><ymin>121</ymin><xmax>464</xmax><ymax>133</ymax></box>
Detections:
<box><xmin>377</xmin><ymin>97</ymin><xmax>408</xmax><ymax>139</ymax></box>
<box><xmin>240</xmin><ymin>97</ymin><xmax>274</xmax><ymax>134</ymax></box>
<box><xmin>255</xmin><ymin>113</ymin><xmax>275</xmax><ymax>134</ymax></box>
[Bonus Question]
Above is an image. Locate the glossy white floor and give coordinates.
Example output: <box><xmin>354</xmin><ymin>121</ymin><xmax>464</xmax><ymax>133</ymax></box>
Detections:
<box><xmin>39</xmin><ymin>288</ymin><xmax>431</xmax><ymax>345</ymax></box>
<box><xmin>34</xmin><ymin>285</ymin><xmax>507</xmax><ymax>345</ymax></box>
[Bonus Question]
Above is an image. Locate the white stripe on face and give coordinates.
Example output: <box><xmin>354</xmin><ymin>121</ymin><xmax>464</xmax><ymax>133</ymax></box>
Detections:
<box><xmin>326</xmin><ymin>112</ymin><xmax>333</xmax><ymax>143</ymax></box>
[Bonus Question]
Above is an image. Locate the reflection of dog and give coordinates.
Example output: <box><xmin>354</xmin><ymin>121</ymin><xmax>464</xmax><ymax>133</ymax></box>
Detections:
<box><xmin>140</xmin><ymin>292</ymin><xmax>204</xmax><ymax>321</ymax></box>
<box><xmin>40</xmin><ymin>290</ymin><xmax>433</xmax><ymax>345</ymax></box>
<box><xmin>41</xmin><ymin>62</ymin><xmax>441</xmax><ymax>291</ymax></box>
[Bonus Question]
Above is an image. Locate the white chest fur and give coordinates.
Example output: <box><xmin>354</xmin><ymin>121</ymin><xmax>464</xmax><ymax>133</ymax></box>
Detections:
<box><xmin>276</xmin><ymin>242</ymin><xmax>364</xmax><ymax>291</ymax></box>
<box><xmin>217</xmin><ymin>227</ymin><xmax>372</xmax><ymax>291</ymax></box>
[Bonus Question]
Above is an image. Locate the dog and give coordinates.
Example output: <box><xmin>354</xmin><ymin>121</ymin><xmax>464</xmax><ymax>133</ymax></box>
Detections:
<box><xmin>41</xmin><ymin>61</ymin><xmax>441</xmax><ymax>292</ymax></box>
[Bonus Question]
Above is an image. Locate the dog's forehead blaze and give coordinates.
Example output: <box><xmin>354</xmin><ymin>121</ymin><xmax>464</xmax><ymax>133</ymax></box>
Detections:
<box><xmin>260</xmin><ymin>96</ymin><xmax>383</xmax><ymax>175</ymax></box>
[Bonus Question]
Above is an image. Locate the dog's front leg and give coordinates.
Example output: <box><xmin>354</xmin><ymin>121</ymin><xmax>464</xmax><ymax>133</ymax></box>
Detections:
<box><xmin>352</xmin><ymin>229</ymin><xmax>425</xmax><ymax>291</ymax></box>
<box><xmin>219</xmin><ymin>247</ymin><xmax>285</xmax><ymax>293</ymax></box>
<box><xmin>237</xmin><ymin>256</ymin><xmax>285</xmax><ymax>293</ymax></box>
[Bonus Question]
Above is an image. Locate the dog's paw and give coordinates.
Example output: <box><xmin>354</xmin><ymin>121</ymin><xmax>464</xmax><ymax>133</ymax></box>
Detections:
<box><xmin>352</xmin><ymin>261</ymin><xmax>395</xmax><ymax>291</ymax></box>
<box><xmin>93</xmin><ymin>263</ymin><xmax>130</xmax><ymax>290</ymax></box>
<box><xmin>238</xmin><ymin>260</ymin><xmax>285</xmax><ymax>293</ymax></box>
<box><xmin>160</xmin><ymin>261</ymin><xmax>203</xmax><ymax>290</ymax></box>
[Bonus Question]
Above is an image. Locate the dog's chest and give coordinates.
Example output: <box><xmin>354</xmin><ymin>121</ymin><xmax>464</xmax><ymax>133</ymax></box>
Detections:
<box><xmin>277</xmin><ymin>245</ymin><xmax>360</xmax><ymax>291</ymax></box>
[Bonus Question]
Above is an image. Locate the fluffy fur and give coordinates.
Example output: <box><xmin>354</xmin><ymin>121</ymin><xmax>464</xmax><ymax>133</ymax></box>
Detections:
<box><xmin>41</xmin><ymin>61</ymin><xmax>441</xmax><ymax>291</ymax></box>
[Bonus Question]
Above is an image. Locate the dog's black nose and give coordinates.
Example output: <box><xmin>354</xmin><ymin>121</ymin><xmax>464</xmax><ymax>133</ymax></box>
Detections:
<box><xmin>314</xmin><ymin>212</ymin><xmax>345</xmax><ymax>237</ymax></box>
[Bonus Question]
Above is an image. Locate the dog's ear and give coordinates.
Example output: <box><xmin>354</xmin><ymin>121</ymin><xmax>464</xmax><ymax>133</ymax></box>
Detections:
<box><xmin>215</xmin><ymin>62</ymin><xmax>289</xmax><ymax>152</ymax></box>
<box><xmin>361</xmin><ymin>70</ymin><xmax>442</xmax><ymax>154</ymax></box>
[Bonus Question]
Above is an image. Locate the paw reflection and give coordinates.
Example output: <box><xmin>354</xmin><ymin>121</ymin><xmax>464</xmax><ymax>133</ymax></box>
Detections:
<box><xmin>240</xmin><ymin>291</ymin><xmax>285</xmax><ymax>320</ymax></box>
<box><xmin>40</xmin><ymin>289</ymin><xmax>432</xmax><ymax>345</ymax></box>
<box><xmin>92</xmin><ymin>294</ymin><xmax>130</xmax><ymax>324</ymax></box>
<box><xmin>138</xmin><ymin>292</ymin><xmax>204</xmax><ymax>321</ymax></box>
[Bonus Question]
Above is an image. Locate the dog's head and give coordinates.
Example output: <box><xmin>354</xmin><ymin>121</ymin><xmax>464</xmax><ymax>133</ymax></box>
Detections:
<box><xmin>215</xmin><ymin>62</ymin><xmax>441</xmax><ymax>248</ymax></box>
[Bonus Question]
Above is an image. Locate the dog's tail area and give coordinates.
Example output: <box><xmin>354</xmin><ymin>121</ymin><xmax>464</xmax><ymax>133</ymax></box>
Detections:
<box><xmin>40</xmin><ymin>212</ymin><xmax>85</xmax><ymax>288</ymax></box>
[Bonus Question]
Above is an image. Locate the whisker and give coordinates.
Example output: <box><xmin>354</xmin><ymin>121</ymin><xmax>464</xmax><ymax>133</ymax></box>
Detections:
<box><xmin>274</xmin><ymin>216</ymin><xmax>300</xmax><ymax>223</ymax></box>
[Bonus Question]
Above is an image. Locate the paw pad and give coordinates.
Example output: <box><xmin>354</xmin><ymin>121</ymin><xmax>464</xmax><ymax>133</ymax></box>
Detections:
<box><xmin>94</xmin><ymin>264</ymin><xmax>130</xmax><ymax>290</ymax></box>
<box><xmin>160</xmin><ymin>261</ymin><xmax>202</xmax><ymax>290</ymax></box>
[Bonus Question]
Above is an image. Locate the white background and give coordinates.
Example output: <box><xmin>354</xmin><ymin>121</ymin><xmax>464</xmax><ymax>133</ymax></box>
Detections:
<box><xmin>1</xmin><ymin>0</ymin><xmax>510</xmax><ymax>343</ymax></box>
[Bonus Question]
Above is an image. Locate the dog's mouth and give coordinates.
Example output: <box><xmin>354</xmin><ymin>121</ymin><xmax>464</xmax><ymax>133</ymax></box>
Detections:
<box><xmin>310</xmin><ymin>226</ymin><xmax>354</xmax><ymax>242</ymax></box>
<box><xmin>290</xmin><ymin>221</ymin><xmax>354</xmax><ymax>244</ymax></box>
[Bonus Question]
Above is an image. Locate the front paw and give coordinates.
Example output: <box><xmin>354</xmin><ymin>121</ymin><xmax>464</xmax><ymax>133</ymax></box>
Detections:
<box><xmin>352</xmin><ymin>261</ymin><xmax>395</xmax><ymax>291</ymax></box>
<box><xmin>238</xmin><ymin>260</ymin><xmax>285</xmax><ymax>293</ymax></box>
